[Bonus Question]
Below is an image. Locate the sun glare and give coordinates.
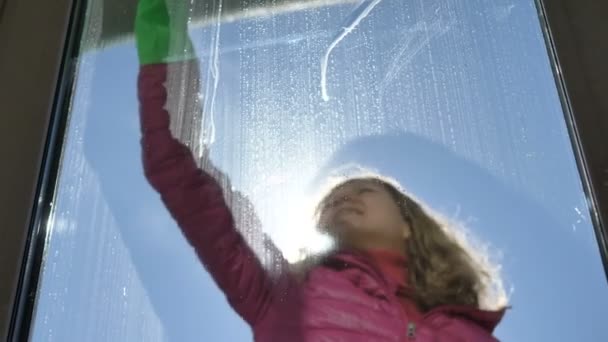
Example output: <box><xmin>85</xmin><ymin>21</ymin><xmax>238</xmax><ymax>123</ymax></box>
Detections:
<box><xmin>250</xmin><ymin>171</ymin><xmax>335</xmax><ymax>264</ymax></box>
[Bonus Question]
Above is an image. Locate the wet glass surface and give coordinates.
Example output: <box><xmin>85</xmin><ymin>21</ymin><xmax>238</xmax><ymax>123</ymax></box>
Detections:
<box><xmin>30</xmin><ymin>1</ymin><xmax>608</xmax><ymax>341</ymax></box>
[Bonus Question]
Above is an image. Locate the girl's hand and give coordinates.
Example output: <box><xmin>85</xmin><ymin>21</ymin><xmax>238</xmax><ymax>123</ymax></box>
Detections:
<box><xmin>134</xmin><ymin>0</ymin><xmax>197</xmax><ymax>65</ymax></box>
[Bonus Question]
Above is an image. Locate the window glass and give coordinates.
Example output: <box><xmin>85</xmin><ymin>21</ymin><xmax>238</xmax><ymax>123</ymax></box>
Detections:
<box><xmin>31</xmin><ymin>0</ymin><xmax>607</xmax><ymax>341</ymax></box>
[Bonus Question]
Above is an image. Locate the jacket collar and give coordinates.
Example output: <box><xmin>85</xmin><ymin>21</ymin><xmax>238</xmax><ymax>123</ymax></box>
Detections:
<box><xmin>323</xmin><ymin>249</ymin><xmax>506</xmax><ymax>333</ymax></box>
<box><xmin>322</xmin><ymin>249</ymin><xmax>409</xmax><ymax>302</ymax></box>
<box><xmin>435</xmin><ymin>305</ymin><xmax>507</xmax><ymax>333</ymax></box>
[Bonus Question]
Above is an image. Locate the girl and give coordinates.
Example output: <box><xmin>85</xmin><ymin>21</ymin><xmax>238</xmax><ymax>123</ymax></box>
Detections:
<box><xmin>135</xmin><ymin>0</ymin><xmax>507</xmax><ymax>340</ymax></box>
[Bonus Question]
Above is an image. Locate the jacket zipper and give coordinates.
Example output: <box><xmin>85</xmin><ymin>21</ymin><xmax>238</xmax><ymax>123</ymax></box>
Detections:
<box><xmin>350</xmin><ymin>255</ymin><xmax>428</xmax><ymax>341</ymax></box>
<box><xmin>361</xmin><ymin>255</ymin><xmax>416</xmax><ymax>341</ymax></box>
<box><xmin>407</xmin><ymin>322</ymin><xmax>416</xmax><ymax>340</ymax></box>
<box><xmin>344</xmin><ymin>254</ymin><xmax>500</xmax><ymax>341</ymax></box>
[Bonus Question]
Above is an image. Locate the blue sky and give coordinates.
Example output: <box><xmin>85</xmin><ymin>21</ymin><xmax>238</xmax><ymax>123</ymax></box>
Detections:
<box><xmin>31</xmin><ymin>0</ymin><xmax>608</xmax><ymax>341</ymax></box>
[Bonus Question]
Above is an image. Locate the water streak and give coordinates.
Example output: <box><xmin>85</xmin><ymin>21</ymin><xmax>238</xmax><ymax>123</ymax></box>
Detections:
<box><xmin>201</xmin><ymin>0</ymin><xmax>223</xmax><ymax>148</ymax></box>
<box><xmin>320</xmin><ymin>0</ymin><xmax>384</xmax><ymax>101</ymax></box>
<box><xmin>379</xmin><ymin>18</ymin><xmax>452</xmax><ymax>104</ymax></box>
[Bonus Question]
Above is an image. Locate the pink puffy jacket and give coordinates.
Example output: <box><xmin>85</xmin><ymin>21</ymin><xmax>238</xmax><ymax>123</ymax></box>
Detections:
<box><xmin>138</xmin><ymin>61</ymin><xmax>505</xmax><ymax>342</ymax></box>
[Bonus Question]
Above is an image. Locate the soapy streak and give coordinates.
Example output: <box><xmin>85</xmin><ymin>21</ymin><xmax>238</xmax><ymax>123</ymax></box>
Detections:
<box><xmin>379</xmin><ymin>19</ymin><xmax>451</xmax><ymax>101</ymax></box>
<box><xmin>320</xmin><ymin>0</ymin><xmax>385</xmax><ymax>101</ymax></box>
<box><xmin>201</xmin><ymin>0</ymin><xmax>223</xmax><ymax>148</ymax></box>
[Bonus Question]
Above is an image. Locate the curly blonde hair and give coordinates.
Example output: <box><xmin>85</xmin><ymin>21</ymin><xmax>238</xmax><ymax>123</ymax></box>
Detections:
<box><xmin>302</xmin><ymin>173</ymin><xmax>508</xmax><ymax>312</ymax></box>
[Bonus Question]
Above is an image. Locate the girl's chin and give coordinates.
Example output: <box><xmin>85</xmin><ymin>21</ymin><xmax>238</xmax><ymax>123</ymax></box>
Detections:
<box><xmin>329</xmin><ymin>220</ymin><xmax>364</xmax><ymax>234</ymax></box>
<box><xmin>333</xmin><ymin>211</ymin><xmax>363</xmax><ymax>224</ymax></box>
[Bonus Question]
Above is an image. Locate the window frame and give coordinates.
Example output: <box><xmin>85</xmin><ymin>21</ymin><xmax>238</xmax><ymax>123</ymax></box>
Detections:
<box><xmin>0</xmin><ymin>0</ymin><xmax>606</xmax><ymax>340</ymax></box>
<box><xmin>535</xmin><ymin>0</ymin><xmax>608</xmax><ymax>278</ymax></box>
<box><xmin>0</xmin><ymin>0</ymin><xmax>82</xmax><ymax>340</ymax></box>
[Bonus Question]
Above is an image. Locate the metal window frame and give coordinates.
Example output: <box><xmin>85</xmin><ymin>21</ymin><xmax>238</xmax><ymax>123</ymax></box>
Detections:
<box><xmin>535</xmin><ymin>0</ymin><xmax>608</xmax><ymax>276</ymax></box>
<box><xmin>0</xmin><ymin>0</ymin><xmax>606</xmax><ymax>341</ymax></box>
<box><xmin>0</xmin><ymin>0</ymin><xmax>81</xmax><ymax>340</ymax></box>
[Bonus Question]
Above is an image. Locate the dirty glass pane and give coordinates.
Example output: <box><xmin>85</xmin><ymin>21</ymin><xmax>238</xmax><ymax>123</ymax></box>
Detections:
<box><xmin>31</xmin><ymin>0</ymin><xmax>607</xmax><ymax>341</ymax></box>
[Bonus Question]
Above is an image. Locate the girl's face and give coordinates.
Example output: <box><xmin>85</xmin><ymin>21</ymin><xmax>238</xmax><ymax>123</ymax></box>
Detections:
<box><xmin>318</xmin><ymin>179</ymin><xmax>411</xmax><ymax>250</ymax></box>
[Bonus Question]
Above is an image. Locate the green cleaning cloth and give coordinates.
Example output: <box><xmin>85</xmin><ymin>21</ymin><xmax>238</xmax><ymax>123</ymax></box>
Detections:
<box><xmin>134</xmin><ymin>0</ymin><xmax>197</xmax><ymax>65</ymax></box>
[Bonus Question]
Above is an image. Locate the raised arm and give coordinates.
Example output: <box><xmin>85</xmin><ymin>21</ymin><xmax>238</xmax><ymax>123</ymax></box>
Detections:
<box><xmin>135</xmin><ymin>0</ymin><xmax>291</xmax><ymax>326</ymax></box>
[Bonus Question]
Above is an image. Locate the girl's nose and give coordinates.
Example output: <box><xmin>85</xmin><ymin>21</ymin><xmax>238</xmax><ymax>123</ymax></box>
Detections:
<box><xmin>333</xmin><ymin>194</ymin><xmax>356</xmax><ymax>207</ymax></box>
